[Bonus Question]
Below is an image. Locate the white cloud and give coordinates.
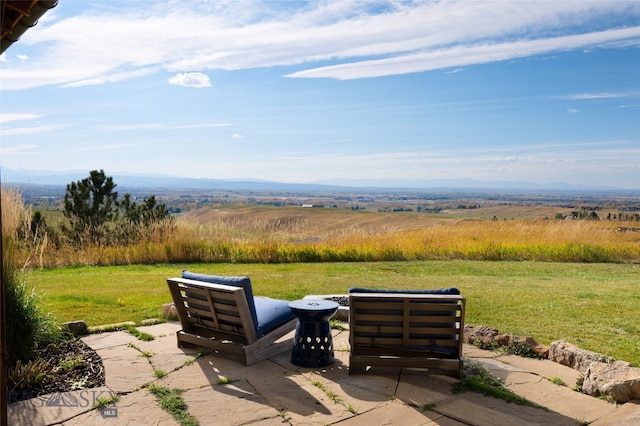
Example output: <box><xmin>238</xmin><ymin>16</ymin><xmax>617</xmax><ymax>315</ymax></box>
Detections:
<box><xmin>1</xmin><ymin>1</ymin><xmax>638</xmax><ymax>89</ymax></box>
<box><xmin>102</xmin><ymin>122</ymin><xmax>230</xmax><ymax>131</ymax></box>
<box><xmin>285</xmin><ymin>27</ymin><xmax>640</xmax><ymax>80</ymax></box>
<box><xmin>72</xmin><ymin>144</ymin><xmax>132</xmax><ymax>152</ymax></box>
<box><xmin>0</xmin><ymin>113</ymin><xmax>42</xmax><ymax>124</ymax></box>
<box><xmin>568</xmin><ymin>108</ymin><xmax>579</xmax><ymax>113</ymax></box>
<box><xmin>559</xmin><ymin>92</ymin><xmax>635</xmax><ymax>100</ymax></box>
<box><xmin>0</xmin><ymin>144</ymin><xmax>38</xmax><ymax>155</ymax></box>
<box><xmin>168</xmin><ymin>72</ymin><xmax>211</xmax><ymax>88</ymax></box>
<box><xmin>232</xmin><ymin>133</ymin><xmax>243</xmax><ymax>139</ymax></box>
<box><xmin>61</xmin><ymin>67</ymin><xmax>158</xmax><ymax>88</ymax></box>
<box><xmin>17</xmin><ymin>54</ymin><xmax>29</xmax><ymax>61</ymax></box>
<box><xmin>0</xmin><ymin>124</ymin><xmax>67</xmax><ymax>136</ymax></box>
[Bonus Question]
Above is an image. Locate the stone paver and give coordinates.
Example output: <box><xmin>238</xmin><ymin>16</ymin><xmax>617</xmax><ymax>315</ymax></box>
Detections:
<box><xmin>250</xmin><ymin>370</ymin><xmax>357</xmax><ymax>425</ymax></box>
<box><xmin>501</xmin><ymin>370</ymin><xmax>618</xmax><ymax>423</ymax></box>
<box><xmin>395</xmin><ymin>369</ymin><xmax>459</xmax><ymax>408</ymax></box>
<box><xmin>474</xmin><ymin>352</ymin><xmax>621</xmax><ymax>423</ymax></box>
<box><xmin>8</xmin><ymin>386</ymin><xmax>113</xmax><ymax>426</ymax></box>
<box><xmin>61</xmin><ymin>388</ymin><xmax>179</xmax><ymax>426</ymax></box>
<box><xmin>591</xmin><ymin>399</ymin><xmax>640</xmax><ymax>426</ymax></box>
<box><xmin>495</xmin><ymin>354</ymin><xmax>583</xmax><ymax>388</ymax></box>
<box><xmin>183</xmin><ymin>381</ymin><xmax>283</xmax><ymax>426</ymax></box>
<box><xmin>333</xmin><ymin>400</ymin><xmax>453</xmax><ymax>425</ymax></box>
<box><xmin>97</xmin><ymin>344</ymin><xmax>156</xmax><ymax>393</ymax></box>
<box><xmin>434</xmin><ymin>391</ymin><xmax>583</xmax><ymax>426</ymax></box>
<box><xmin>81</xmin><ymin>330</ymin><xmax>135</xmax><ymax>350</ymax></box>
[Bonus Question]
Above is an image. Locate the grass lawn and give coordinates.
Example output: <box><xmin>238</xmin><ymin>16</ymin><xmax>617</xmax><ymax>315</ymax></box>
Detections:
<box><xmin>23</xmin><ymin>260</ymin><xmax>640</xmax><ymax>366</ymax></box>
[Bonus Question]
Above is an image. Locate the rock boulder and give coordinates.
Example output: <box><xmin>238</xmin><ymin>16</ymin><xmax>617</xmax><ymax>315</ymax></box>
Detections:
<box><xmin>548</xmin><ymin>340</ymin><xmax>616</xmax><ymax>372</ymax></box>
<box><xmin>583</xmin><ymin>361</ymin><xmax>640</xmax><ymax>403</ymax></box>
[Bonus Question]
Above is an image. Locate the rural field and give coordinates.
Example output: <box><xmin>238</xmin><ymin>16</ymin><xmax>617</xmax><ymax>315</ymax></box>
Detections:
<box><xmin>15</xmin><ymin>201</ymin><xmax>640</xmax><ymax>367</ymax></box>
<box><xmin>24</xmin><ymin>203</ymin><xmax>640</xmax><ymax>267</ymax></box>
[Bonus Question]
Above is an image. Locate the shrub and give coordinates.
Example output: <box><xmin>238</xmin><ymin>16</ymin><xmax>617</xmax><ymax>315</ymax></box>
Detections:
<box><xmin>2</xmin><ymin>185</ymin><xmax>62</xmax><ymax>365</ymax></box>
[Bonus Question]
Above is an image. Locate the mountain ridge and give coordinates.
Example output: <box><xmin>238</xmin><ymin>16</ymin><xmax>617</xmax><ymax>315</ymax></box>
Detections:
<box><xmin>0</xmin><ymin>166</ymin><xmax>633</xmax><ymax>194</ymax></box>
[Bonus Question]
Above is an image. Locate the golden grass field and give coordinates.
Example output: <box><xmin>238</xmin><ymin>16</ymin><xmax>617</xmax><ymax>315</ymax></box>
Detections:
<box><xmin>13</xmin><ymin>203</ymin><xmax>639</xmax><ymax>267</ymax></box>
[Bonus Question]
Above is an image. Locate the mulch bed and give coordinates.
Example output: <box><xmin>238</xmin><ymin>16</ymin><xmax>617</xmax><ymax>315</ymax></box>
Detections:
<box><xmin>8</xmin><ymin>339</ymin><xmax>105</xmax><ymax>404</ymax></box>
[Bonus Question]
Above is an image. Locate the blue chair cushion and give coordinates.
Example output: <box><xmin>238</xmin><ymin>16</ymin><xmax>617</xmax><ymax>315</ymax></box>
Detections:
<box><xmin>181</xmin><ymin>271</ymin><xmax>259</xmax><ymax>333</ymax></box>
<box><xmin>253</xmin><ymin>297</ymin><xmax>296</xmax><ymax>337</ymax></box>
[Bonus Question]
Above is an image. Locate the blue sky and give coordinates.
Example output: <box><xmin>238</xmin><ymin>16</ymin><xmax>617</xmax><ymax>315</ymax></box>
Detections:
<box><xmin>1</xmin><ymin>0</ymin><xmax>639</xmax><ymax>190</ymax></box>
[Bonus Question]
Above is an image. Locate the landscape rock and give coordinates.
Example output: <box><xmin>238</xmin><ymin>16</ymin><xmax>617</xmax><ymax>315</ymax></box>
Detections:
<box><xmin>62</xmin><ymin>320</ymin><xmax>88</xmax><ymax>336</ymax></box>
<box><xmin>162</xmin><ymin>302</ymin><xmax>178</xmax><ymax>320</ymax></box>
<box><xmin>583</xmin><ymin>361</ymin><xmax>640</xmax><ymax>403</ymax></box>
<box><xmin>463</xmin><ymin>325</ymin><xmax>500</xmax><ymax>347</ymax></box>
<box><xmin>549</xmin><ymin>340</ymin><xmax>617</xmax><ymax>372</ymax></box>
<box><xmin>463</xmin><ymin>325</ymin><xmax>546</xmax><ymax>356</ymax></box>
<box><xmin>88</xmin><ymin>321</ymin><xmax>135</xmax><ymax>333</ymax></box>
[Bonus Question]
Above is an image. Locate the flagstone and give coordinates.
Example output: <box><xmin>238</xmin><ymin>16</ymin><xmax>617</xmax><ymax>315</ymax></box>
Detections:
<box><xmin>183</xmin><ymin>380</ymin><xmax>282</xmax><ymax>426</ymax></box>
<box><xmin>61</xmin><ymin>388</ymin><xmax>179</xmax><ymax>426</ymax></box>
<box><xmin>97</xmin><ymin>345</ymin><xmax>156</xmax><ymax>392</ymax></box>
<box><xmin>249</xmin><ymin>371</ymin><xmax>356</xmax><ymax>425</ymax></box>
<box><xmin>333</xmin><ymin>400</ymin><xmax>460</xmax><ymax>426</ymax></box>
<box><xmin>496</xmin><ymin>354</ymin><xmax>582</xmax><ymax>388</ymax></box>
<box><xmin>81</xmin><ymin>330</ymin><xmax>136</xmax><ymax>350</ymax></box>
<box><xmin>8</xmin><ymin>386</ymin><xmax>112</xmax><ymax>426</ymax></box>
<box><xmin>502</xmin><ymin>370</ymin><xmax>619</xmax><ymax>423</ymax></box>
<box><xmin>434</xmin><ymin>391</ymin><xmax>583</xmax><ymax>426</ymax></box>
<box><xmin>396</xmin><ymin>369</ymin><xmax>459</xmax><ymax>407</ymax></box>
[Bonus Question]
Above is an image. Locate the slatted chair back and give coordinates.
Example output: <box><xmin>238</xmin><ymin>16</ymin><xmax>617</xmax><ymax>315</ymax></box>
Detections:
<box><xmin>168</xmin><ymin>277</ymin><xmax>258</xmax><ymax>344</ymax></box>
<box><xmin>349</xmin><ymin>293</ymin><xmax>465</xmax><ymax>377</ymax></box>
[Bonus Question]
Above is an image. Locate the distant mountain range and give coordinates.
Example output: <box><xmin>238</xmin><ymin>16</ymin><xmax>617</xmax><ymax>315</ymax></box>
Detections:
<box><xmin>0</xmin><ymin>166</ymin><xmax>634</xmax><ymax>194</ymax></box>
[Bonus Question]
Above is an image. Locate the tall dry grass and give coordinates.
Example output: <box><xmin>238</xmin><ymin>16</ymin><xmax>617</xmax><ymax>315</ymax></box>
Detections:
<box><xmin>20</xmin><ymin>204</ymin><xmax>640</xmax><ymax>266</ymax></box>
<box><xmin>2</xmin><ymin>185</ymin><xmax>61</xmax><ymax>364</ymax></box>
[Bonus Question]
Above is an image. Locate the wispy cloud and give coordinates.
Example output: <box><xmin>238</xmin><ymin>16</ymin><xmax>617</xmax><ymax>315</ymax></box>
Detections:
<box><xmin>568</xmin><ymin>108</ymin><xmax>579</xmax><ymax>113</ymax></box>
<box><xmin>285</xmin><ymin>27</ymin><xmax>640</xmax><ymax>79</ymax></box>
<box><xmin>72</xmin><ymin>144</ymin><xmax>132</xmax><ymax>152</ymax></box>
<box><xmin>101</xmin><ymin>122</ymin><xmax>230</xmax><ymax>131</ymax></box>
<box><xmin>1</xmin><ymin>1</ymin><xmax>638</xmax><ymax>89</ymax></box>
<box><xmin>0</xmin><ymin>113</ymin><xmax>42</xmax><ymax>124</ymax></box>
<box><xmin>61</xmin><ymin>67</ymin><xmax>158</xmax><ymax>88</ymax></box>
<box><xmin>0</xmin><ymin>144</ymin><xmax>38</xmax><ymax>155</ymax></box>
<box><xmin>0</xmin><ymin>124</ymin><xmax>67</xmax><ymax>136</ymax></box>
<box><xmin>557</xmin><ymin>92</ymin><xmax>637</xmax><ymax>100</ymax></box>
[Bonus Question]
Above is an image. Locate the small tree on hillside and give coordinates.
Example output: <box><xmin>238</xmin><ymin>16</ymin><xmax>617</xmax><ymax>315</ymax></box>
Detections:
<box><xmin>63</xmin><ymin>170</ymin><xmax>118</xmax><ymax>246</ymax></box>
<box><xmin>116</xmin><ymin>194</ymin><xmax>173</xmax><ymax>243</ymax></box>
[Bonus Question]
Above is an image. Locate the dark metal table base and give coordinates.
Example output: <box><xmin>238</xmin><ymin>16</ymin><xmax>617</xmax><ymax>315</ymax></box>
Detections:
<box><xmin>291</xmin><ymin>320</ymin><xmax>335</xmax><ymax>367</ymax></box>
<box><xmin>288</xmin><ymin>300</ymin><xmax>339</xmax><ymax>368</ymax></box>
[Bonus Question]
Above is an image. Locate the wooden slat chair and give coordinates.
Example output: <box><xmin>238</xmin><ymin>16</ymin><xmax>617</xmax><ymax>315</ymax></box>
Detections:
<box><xmin>167</xmin><ymin>271</ymin><xmax>296</xmax><ymax>366</ymax></box>
<box><xmin>348</xmin><ymin>287</ymin><xmax>465</xmax><ymax>378</ymax></box>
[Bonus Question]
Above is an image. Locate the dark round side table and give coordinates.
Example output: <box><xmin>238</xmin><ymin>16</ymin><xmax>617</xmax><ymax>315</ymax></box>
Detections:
<box><xmin>288</xmin><ymin>299</ymin><xmax>340</xmax><ymax>367</ymax></box>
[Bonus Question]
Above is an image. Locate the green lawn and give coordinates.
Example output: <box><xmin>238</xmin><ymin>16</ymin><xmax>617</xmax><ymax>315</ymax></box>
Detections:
<box><xmin>23</xmin><ymin>260</ymin><xmax>640</xmax><ymax>366</ymax></box>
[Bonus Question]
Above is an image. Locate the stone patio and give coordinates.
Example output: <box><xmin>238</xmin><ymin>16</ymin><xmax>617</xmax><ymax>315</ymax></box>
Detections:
<box><xmin>8</xmin><ymin>321</ymin><xmax>640</xmax><ymax>425</ymax></box>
